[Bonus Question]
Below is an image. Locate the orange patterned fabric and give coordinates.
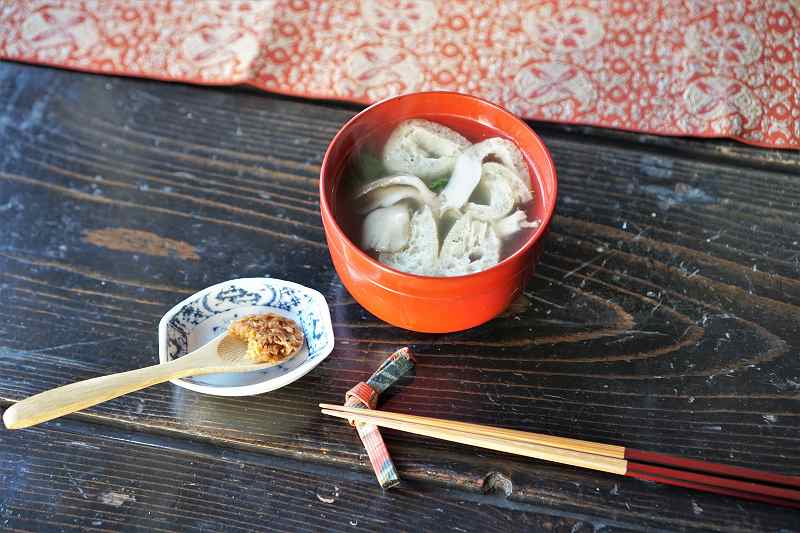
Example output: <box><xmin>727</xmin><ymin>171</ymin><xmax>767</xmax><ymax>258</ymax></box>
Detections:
<box><xmin>2</xmin><ymin>1</ymin><xmax>799</xmax><ymax>149</ymax></box>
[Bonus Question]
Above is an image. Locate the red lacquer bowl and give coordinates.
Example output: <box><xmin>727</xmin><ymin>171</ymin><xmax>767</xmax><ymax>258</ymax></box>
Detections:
<box><xmin>319</xmin><ymin>92</ymin><xmax>558</xmax><ymax>333</ymax></box>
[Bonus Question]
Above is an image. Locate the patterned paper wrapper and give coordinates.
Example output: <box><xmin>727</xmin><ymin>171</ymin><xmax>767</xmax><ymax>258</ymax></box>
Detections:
<box><xmin>345</xmin><ymin>347</ymin><xmax>415</xmax><ymax>489</ymax></box>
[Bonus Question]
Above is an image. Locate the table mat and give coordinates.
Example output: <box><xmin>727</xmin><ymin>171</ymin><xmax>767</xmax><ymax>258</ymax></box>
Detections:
<box><xmin>1</xmin><ymin>0</ymin><xmax>798</xmax><ymax>149</ymax></box>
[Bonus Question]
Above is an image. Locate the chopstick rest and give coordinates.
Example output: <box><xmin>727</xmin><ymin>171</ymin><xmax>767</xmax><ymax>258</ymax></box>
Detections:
<box><xmin>343</xmin><ymin>347</ymin><xmax>415</xmax><ymax>489</ymax></box>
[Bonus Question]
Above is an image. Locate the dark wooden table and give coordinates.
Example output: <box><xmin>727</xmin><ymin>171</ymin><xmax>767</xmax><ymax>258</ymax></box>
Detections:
<box><xmin>1</xmin><ymin>61</ymin><xmax>798</xmax><ymax>532</ymax></box>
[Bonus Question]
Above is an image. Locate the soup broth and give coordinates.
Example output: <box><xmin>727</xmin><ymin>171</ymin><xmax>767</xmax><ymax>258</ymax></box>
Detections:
<box><xmin>334</xmin><ymin>116</ymin><xmax>542</xmax><ymax>277</ymax></box>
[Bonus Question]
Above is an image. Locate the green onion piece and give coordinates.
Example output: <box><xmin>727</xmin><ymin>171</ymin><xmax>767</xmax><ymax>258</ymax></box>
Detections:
<box><xmin>429</xmin><ymin>178</ymin><xmax>449</xmax><ymax>193</ymax></box>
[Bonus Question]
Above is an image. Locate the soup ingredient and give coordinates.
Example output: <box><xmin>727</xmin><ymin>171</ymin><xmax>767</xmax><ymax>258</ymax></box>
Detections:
<box><xmin>465</xmin><ymin>162</ymin><xmax>516</xmax><ymax>221</ymax></box>
<box><xmin>355</xmin><ymin>174</ymin><xmax>438</xmax><ymax>214</ymax></box>
<box><xmin>439</xmin><ymin>137</ymin><xmax>532</xmax><ymax>212</ymax></box>
<box><xmin>379</xmin><ymin>205</ymin><xmax>440</xmax><ymax>276</ymax></box>
<box><xmin>439</xmin><ymin>215</ymin><xmax>501</xmax><ymax>276</ymax></box>
<box><xmin>228</xmin><ymin>313</ymin><xmax>304</xmax><ymax>364</ymax></box>
<box><xmin>353</xmin><ymin>119</ymin><xmax>540</xmax><ymax>277</ymax></box>
<box><xmin>493</xmin><ymin>210</ymin><xmax>540</xmax><ymax>239</ymax></box>
<box><xmin>362</xmin><ymin>204</ymin><xmax>411</xmax><ymax>252</ymax></box>
<box><xmin>437</xmin><ymin>142</ymin><xmax>485</xmax><ymax>213</ymax></box>
<box><xmin>429</xmin><ymin>177</ymin><xmax>449</xmax><ymax>193</ymax></box>
<box><xmin>382</xmin><ymin>119</ymin><xmax>471</xmax><ymax>181</ymax></box>
<box><xmin>483</xmin><ymin>157</ymin><xmax>532</xmax><ymax>204</ymax></box>
<box><xmin>480</xmin><ymin>138</ymin><xmax>532</xmax><ymax>203</ymax></box>
<box><xmin>357</xmin><ymin>184</ymin><xmax>420</xmax><ymax>214</ymax></box>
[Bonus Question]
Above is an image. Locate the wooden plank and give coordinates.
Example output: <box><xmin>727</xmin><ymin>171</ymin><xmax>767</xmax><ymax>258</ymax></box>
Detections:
<box><xmin>1</xmin><ymin>62</ymin><xmax>799</xmax><ymax>528</ymax></box>
<box><xmin>1</xmin><ymin>419</ymin><xmax>633</xmax><ymax>533</ymax></box>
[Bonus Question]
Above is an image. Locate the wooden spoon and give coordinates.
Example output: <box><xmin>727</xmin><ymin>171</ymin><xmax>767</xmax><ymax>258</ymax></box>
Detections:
<box><xmin>2</xmin><ymin>333</ymin><xmax>294</xmax><ymax>430</ymax></box>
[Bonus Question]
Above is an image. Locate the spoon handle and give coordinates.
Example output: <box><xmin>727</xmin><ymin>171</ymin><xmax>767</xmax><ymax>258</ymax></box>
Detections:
<box><xmin>2</xmin><ymin>355</ymin><xmax>201</xmax><ymax>430</ymax></box>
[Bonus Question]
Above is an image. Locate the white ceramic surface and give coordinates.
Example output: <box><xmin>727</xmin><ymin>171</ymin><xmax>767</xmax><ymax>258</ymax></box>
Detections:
<box><xmin>158</xmin><ymin>278</ymin><xmax>334</xmax><ymax>396</ymax></box>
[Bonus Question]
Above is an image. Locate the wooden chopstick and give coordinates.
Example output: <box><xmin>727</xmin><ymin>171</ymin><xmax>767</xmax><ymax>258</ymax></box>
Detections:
<box><xmin>321</xmin><ymin>408</ymin><xmax>627</xmax><ymax>474</ymax></box>
<box><xmin>624</xmin><ymin>468</ymin><xmax>800</xmax><ymax>509</ymax></box>
<box><xmin>624</xmin><ymin>448</ymin><xmax>800</xmax><ymax>489</ymax></box>
<box><xmin>321</xmin><ymin>404</ymin><xmax>800</xmax><ymax>508</ymax></box>
<box><xmin>319</xmin><ymin>403</ymin><xmax>624</xmax><ymax>458</ymax></box>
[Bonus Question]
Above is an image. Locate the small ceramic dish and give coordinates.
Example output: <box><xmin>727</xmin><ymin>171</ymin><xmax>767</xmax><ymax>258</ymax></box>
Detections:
<box><xmin>158</xmin><ymin>278</ymin><xmax>334</xmax><ymax>396</ymax></box>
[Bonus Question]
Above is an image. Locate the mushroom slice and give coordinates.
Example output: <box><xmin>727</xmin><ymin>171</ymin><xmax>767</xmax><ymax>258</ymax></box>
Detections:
<box><xmin>439</xmin><ymin>137</ymin><xmax>532</xmax><ymax>212</ymax></box>
<box><xmin>439</xmin><ymin>214</ymin><xmax>501</xmax><ymax>276</ymax></box>
<box><xmin>492</xmin><ymin>210</ymin><xmax>541</xmax><ymax>239</ymax></box>
<box><xmin>379</xmin><ymin>205</ymin><xmax>440</xmax><ymax>276</ymax></box>
<box><xmin>437</xmin><ymin>142</ymin><xmax>485</xmax><ymax>213</ymax></box>
<box><xmin>354</xmin><ymin>175</ymin><xmax>438</xmax><ymax>214</ymax></box>
<box><xmin>465</xmin><ymin>162</ymin><xmax>516</xmax><ymax>221</ymax></box>
<box><xmin>382</xmin><ymin>119</ymin><xmax>471</xmax><ymax>182</ymax></box>
<box><xmin>356</xmin><ymin>185</ymin><xmax>417</xmax><ymax>214</ymax></box>
<box><xmin>361</xmin><ymin>204</ymin><xmax>411</xmax><ymax>253</ymax></box>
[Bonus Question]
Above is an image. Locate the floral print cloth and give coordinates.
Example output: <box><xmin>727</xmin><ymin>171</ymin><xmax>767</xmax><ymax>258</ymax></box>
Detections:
<box><xmin>2</xmin><ymin>0</ymin><xmax>798</xmax><ymax>148</ymax></box>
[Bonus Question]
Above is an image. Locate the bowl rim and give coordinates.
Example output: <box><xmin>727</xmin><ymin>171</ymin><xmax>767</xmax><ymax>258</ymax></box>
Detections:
<box><xmin>319</xmin><ymin>90</ymin><xmax>558</xmax><ymax>282</ymax></box>
<box><xmin>157</xmin><ymin>277</ymin><xmax>335</xmax><ymax>397</ymax></box>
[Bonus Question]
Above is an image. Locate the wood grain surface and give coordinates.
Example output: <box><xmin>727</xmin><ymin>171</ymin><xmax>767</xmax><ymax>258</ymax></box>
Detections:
<box><xmin>1</xmin><ymin>61</ymin><xmax>799</xmax><ymax>531</ymax></box>
<box><xmin>2</xmin><ymin>419</ymin><xmax>615</xmax><ymax>533</ymax></box>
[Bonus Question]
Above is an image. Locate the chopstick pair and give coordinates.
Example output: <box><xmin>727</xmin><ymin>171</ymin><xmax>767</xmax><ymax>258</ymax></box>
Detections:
<box><xmin>320</xmin><ymin>404</ymin><xmax>800</xmax><ymax>508</ymax></box>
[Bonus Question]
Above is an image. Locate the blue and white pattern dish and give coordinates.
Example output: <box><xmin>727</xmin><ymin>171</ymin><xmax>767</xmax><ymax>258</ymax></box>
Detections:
<box><xmin>158</xmin><ymin>278</ymin><xmax>334</xmax><ymax>396</ymax></box>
